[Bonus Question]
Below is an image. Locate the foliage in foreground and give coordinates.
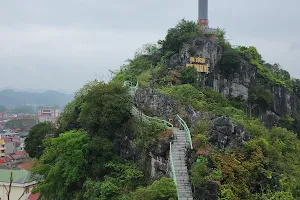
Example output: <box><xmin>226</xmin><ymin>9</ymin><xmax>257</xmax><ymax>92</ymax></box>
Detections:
<box><xmin>31</xmin><ymin>81</ymin><xmax>175</xmax><ymax>200</ymax></box>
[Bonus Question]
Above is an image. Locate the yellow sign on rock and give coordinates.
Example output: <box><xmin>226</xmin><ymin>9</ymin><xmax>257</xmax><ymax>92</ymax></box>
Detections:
<box><xmin>186</xmin><ymin>57</ymin><xmax>209</xmax><ymax>73</ymax></box>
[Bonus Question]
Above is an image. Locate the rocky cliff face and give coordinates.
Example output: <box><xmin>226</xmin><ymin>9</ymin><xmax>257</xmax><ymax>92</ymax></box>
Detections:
<box><xmin>134</xmin><ymin>88</ymin><xmax>177</xmax><ymax>119</ymax></box>
<box><xmin>169</xmin><ymin>35</ymin><xmax>300</xmax><ymax>125</ymax></box>
<box><xmin>210</xmin><ymin>116</ymin><xmax>251</xmax><ymax>149</ymax></box>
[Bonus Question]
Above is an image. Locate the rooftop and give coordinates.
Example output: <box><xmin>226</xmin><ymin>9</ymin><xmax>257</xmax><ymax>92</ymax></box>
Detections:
<box><xmin>27</xmin><ymin>193</ymin><xmax>40</xmax><ymax>200</ymax></box>
<box><xmin>18</xmin><ymin>161</ymin><xmax>34</xmax><ymax>170</ymax></box>
<box><xmin>0</xmin><ymin>169</ymin><xmax>33</xmax><ymax>184</ymax></box>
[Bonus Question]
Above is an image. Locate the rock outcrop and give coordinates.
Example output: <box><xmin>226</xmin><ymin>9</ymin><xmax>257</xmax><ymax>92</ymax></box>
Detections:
<box><xmin>170</xmin><ymin>35</ymin><xmax>300</xmax><ymax>126</ymax></box>
<box><xmin>134</xmin><ymin>88</ymin><xmax>178</xmax><ymax>120</ymax></box>
<box><xmin>209</xmin><ymin>116</ymin><xmax>250</xmax><ymax>149</ymax></box>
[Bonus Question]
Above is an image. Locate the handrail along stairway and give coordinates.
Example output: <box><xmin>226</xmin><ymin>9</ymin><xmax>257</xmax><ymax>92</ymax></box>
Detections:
<box><xmin>123</xmin><ymin>80</ymin><xmax>193</xmax><ymax>200</ymax></box>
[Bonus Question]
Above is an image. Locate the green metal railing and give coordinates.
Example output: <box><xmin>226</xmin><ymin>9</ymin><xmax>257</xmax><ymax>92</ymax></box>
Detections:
<box><xmin>177</xmin><ymin>114</ymin><xmax>193</xmax><ymax>150</ymax></box>
<box><xmin>124</xmin><ymin>80</ymin><xmax>184</xmax><ymax>199</ymax></box>
<box><xmin>169</xmin><ymin>142</ymin><xmax>180</xmax><ymax>200</ymax></box>
<box><xmin>132</xmin><ymin>106</ymin><xmax>173</xmax><ymax>129</ymax></box>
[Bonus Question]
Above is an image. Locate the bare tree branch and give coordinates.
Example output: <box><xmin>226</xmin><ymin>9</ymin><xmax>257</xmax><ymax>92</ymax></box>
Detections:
<box><xmin>18</xmin><ymin>186</ymin><xmax>28</xmax><ymax>200</ymax></box>
<box><xmin>5</xmin><ymin>172</ymin><xmax>13</xmax><ymax>200</ymax></box>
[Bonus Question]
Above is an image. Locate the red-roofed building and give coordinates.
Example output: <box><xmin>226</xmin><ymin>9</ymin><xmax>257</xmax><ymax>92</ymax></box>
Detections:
<box><xmin>26</xmin><ymin>192</ymin><xmax>40</xmax><ymax>200</ymax></box>
<box><xmin>18</xmin><ymin>161</ymin><xmax>34</xmax><ymax>170</ymax></box>
<box><xmin>0</xmin><ymin>155</ymin><xmax>13</xmax><ymax>164</ymax></box>
<box><xmin>0</xmin><ymin>152</ymin><xmax>30</xmax><ymax>169</ymax></box>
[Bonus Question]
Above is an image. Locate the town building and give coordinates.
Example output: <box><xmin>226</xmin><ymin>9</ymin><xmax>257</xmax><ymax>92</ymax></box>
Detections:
<box><xmin>0</xmin><ymin>135</ymin><xmax>25</xmax><ymax>155</ymax></box>
<box><xmin>0</xmin><ymin>169</ymin><xmax>38</xmax><ymax>200</ymax></box>
<box><xmin>37</xmin><ymin>107</ymin><xmax>60</xmax><ymax>118</ymax></box>
<box><xmin>0</xmin><ymin>152</ymin><xmax>30</xmax><ymax>169</ymax></box>
<box><xmin>0</xmin><ymin>139</ymin><xmax>4</xmax><ymax>157</ymax></box>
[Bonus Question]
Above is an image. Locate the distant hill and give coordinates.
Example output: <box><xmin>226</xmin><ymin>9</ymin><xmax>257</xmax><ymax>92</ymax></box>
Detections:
<box><xmin>0</xmin><ymin>89</ymin><xmax>74</xmax><ymax>109</ymax></box>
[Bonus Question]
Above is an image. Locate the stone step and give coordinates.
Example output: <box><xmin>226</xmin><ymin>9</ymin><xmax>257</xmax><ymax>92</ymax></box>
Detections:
<box><xmin>172</xmin><ymin>149</ymin><xmax>186</xmax><ymax>152</ymax></box>
<box><xmin>179</xmin><ymin>195</ymin><xmax>193</xmax><ymax>200</ymax></box>
<box><xmin>173</xmin><ymin>144</ymin><xmax>188</xmax><ymax>147</ymax></box>
<box><xmin>176</xmin><ymin>177</ymin><xmax>190</xmax><ymax>181</ymax></box>
<box><xmin>172</xmin><ymin>145</ymin><xmax>188</xmax><ymax>148</ymax></box>
<box><xmin>175</xmin><ymin>169</ymin><xmax>188</xmax><ymax>172</ymax></box>
<box><xmin>175</xmin><ymin>172</ymin><xmax>189</xmax><ymax>176</ymax></box>
<box><xmin>179</xmin><ymin>196</ymin><xmax>193</xmax><ymax>200</ymax></box>
<box><xmin>178</xmin><ymin>189</ymin><xmax>193</xmax><ymax>194</ymax></box>
<box><xmin>172</xmin><ymin>153</ymin><xmax>186</xmax><ymax>155</ymax></box>
<box><xmin>173</xmin><ymin>162</ymin><xmax>187</xmax><ymax>165</ymax></box>
<box><xmin>173</xmin><ymin>142</ymin><xmax>187</xmax><ymax>144</ymax></box>
<box><xmin>174</xmin><ymin>135</ymin><xmax>187</xmax><ymax>138</ymax></box>
<box><xmin>176</xmin><ymin>177</ymin><xmax>189</xmax><ymax>180</ymax></box>
<box><xmin>178</xmin><ymin>185</ymin><xmax>192</xmax><ymax>189</ymax></box>
<box><xmin>174</xmin><ymin>135</ymin><xmax>187</xmax><ymax>137</ymax></box>
<box><xmin>172</xmin><ymin>154</ymin><xmax>186</xmax><ymax>157</ymax></box>
<box><xmin>174</xmin><ymin>167</ymin><xmax>188</xmax><ymax>170</ymax></box>
<box><xmin>172</xmin><ymin>155</ymin><xmax>186</xmax><ymax>158</ymax></box>
<box><xmin>172</xmin><ymin>157</ymin><xmax>186</xmax><ymax>160</ymax></box>
<box><xmin>178</xmin><ymin>192</ymin><xmax>193</xmax><ymax>196</ymax></box>
<box><xmin>173</xmin><ymin>164</ymin><xmax>187</xmax><ymax>167</ymax></box>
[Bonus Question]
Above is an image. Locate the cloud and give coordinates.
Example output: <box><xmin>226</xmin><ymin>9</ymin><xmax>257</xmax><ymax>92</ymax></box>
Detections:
<box><xmin>0</xmin><ymin>25</ymin><xmax>163</xmax><ymax>93</ymax></box>
<box><xmin>0</xmin><ymin>0</ymin><xmax>299</xmax><ymax>93</ymax></box>
<box><xmin>289</xmin><ymin>43</ymin><xmax>300</xmax><ymax>51</ymax></box>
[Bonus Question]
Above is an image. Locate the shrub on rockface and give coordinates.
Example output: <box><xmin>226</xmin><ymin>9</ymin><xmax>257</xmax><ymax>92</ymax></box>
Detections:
<box><xmin>248</xmin><ymin>85</ymin><xmax>273</xmax><ymax>111</ymax></box>
<box><xmin>181</xmin><ymin>67</ymin><xmax>198</xmax><ymax>84</ymax></box>
<box><xmin>220</xmin><ymin>49</ymin><xmax>241</xmax><ymax>77</ymax></box>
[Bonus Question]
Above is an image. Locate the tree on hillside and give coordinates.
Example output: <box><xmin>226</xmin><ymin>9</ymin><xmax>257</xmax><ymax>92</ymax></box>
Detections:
<box><xmin>32</xmin><ymin>130</ymin><xmax>88</xmax><ymax>200</ymax></box>
<box><xmin>215</xmin><ymin>28</ymin><xmax>231</xmax><ymax>50</ymax></box>
<box><xmin>78</xmin><ymin>82</ymin><xmax>132</xmax><ymax>136</ymax></box>
<box><xmin>236</xmin><ymin>46</ymin><xmax>263</xmax><ymax>63</ymax></box>
<box><xmin>220</xmin><ymin>49</ymin><xmax>241</xmax><ymax>77</ymax></box>
<box><xmin>134</xmin><ymin>43</ymin><xmax>160</xmax><ymax>57</ymax></box>
<box><xmin>162</xmin><ymin>19</ymin><xmax>203</xmax><ymax>52</ymax></box>
<box><xmin>25</xmin><ymin>122</ymin><xmax>57</xmax><ymax>158</ymax></box>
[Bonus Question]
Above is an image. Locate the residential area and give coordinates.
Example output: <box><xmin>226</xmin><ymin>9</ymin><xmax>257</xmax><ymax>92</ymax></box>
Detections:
<box><xmin>0</xmin><ymin>106</ymin><xmax>60</xmax><ymax>200</ymax></box>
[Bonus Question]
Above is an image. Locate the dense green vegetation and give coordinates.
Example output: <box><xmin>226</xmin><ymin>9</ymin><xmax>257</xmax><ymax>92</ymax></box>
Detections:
<box><xmin>31</xmin><ymin>81</ymin><xmax>176</xmax><ymax>200</ymax></box>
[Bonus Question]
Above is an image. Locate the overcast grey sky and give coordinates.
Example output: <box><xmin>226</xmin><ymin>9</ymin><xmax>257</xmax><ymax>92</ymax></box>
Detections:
<box><xmin>0</xmin><ymin>0</ymin><xmax>299</xmax><ymax>94</ymax></box>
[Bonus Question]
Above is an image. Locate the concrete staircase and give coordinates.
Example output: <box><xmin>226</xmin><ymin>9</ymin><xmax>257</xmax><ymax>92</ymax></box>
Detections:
<box><xmin>171</xmin><ymin>128</ymin><xmax>193</xmax><ymax>200</ymax></box>
<box><xmin>124</xmin><ymin>81</ymin><xmax>193</xmax><ymax>199</ymax></box>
